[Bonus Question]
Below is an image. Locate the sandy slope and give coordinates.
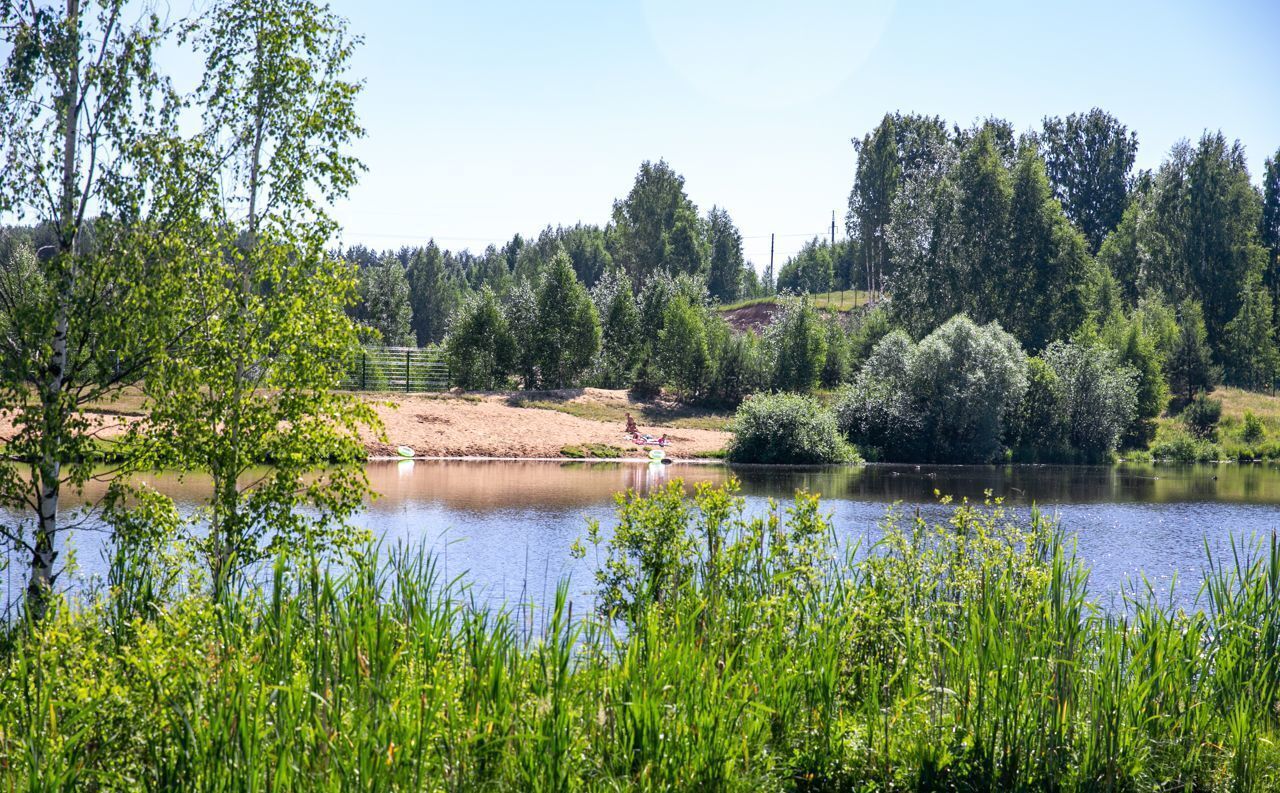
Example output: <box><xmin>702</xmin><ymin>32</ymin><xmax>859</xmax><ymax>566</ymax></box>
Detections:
<box><xmin>363</xmin><ymin>391</ymin><xmax>729</xmax><ymax>459</ymax></box>
<box><xmin>0</xmin><ymin>389</ymin><xmax>731</xmax><ymax>460</ymax></box>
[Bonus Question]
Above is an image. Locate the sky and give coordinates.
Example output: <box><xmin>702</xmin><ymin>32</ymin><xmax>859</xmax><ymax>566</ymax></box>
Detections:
<box><xmin>309</xmin><ymin>0</ymin><xmax>1278</xmax><ymax>269</ymax></box>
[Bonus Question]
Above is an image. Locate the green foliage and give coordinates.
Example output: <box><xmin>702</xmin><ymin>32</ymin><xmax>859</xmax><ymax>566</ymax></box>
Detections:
<box><xmin>1183</xmin><ymin>395</ymin><xmax>1224</xmax><ymax>440</ymax></box>
<box><xmin>1005</xmin><ymin>145</ymin><xmax>1091</xmax><ymax>350</ymax></box>
<box><xmin>532</xmin><ymin>252</ymin><xmax>601</xmax><ymax>388</ymax></box>
<box><xmin>139</xmin><ymin>0</ymin><xmax>376</xmax><ymax>600</ymax></box>
<box><xmin>1151</xmin><ymin>427</ymin><xmax>1223</xmax><ymax>462</ymax></box>
<box><xmin>727</xmin><ymin>392</ymin><xmax>857</xmax><ymax>464</ymax></box>
<box><xmin>610</xmin><ymin>159</ymin><xmax>706</xmax><ymax>283</ymax></box>
<box><xmin>776</xmin><ymin>237</ymin><xmax>835</xmax><ymax>295</ymax></box>
<box><xmin>1009</xmin><ymin>357</ymin><xmax>1069</xmax><ymax>460</ymax></box>
<box><xmin>768</xmin><ymin>298</ymin><xmax>828</xmax><ymax>392</ymax></box>
<box><xmin>1041</xmin><ymin>340</ymin><xmax>1139</xmax><ymax>461</ymax></box>
<box><xmin>1224</xmin><ymin>272</ymin><xmax>1280</xmax><ymax>390</ymax></box>
<box><xmin>657</xmin><ymin>294</ymin><xmax>711</xmax><ymax>399</ymax></box>
<box><xmin>705</xmin><ymin>206</ymin><xmax>745</xmax><ymax>302</ymax></box>
<box><xmin>629</xmin><ymin>345</ymin><xmax>662</xmax><ymax>401</ymax></box>
<box><xmin>1242</xmin><ymin>410</ymin><xmax>1266</xmax><ymax>444</ymax></box>
<box><xmin>559</xmin><ymin>443</ymin><xmax>625</xmax><ymax>459</ymax></box>
<box><xmin>591</xmin><ymin>269</ymin><xmax>643</xmax><ymax>387</ymax></box>
<box><xmin>407</xmin><ymin>242</ymin><xmax>464</xmax><ymax>346</ymax></box>
<box><xmin>706</xmin><ymin>327</ymin><xmax>770</xmax><ymax>407</ymax></box>
<box><xmin>819</xmin><ymin>314</ymin><xmax>851</xmax><ymax>387</ymax></box>
<box><xmin>0</xmin><ymin>0</ymin><xmax>195</xmax><ymax>615</ymax></box>
<box><xmin>847</xmin><ymin>305</ymin><xmax>894</xmax><ymax>369</ymax></box>
<box><xmin>908</xmin><ymin>315</ymin><xmax>1028</xmax><ymax>462</ymax></box>
<box><xmin>1039</xmin><ymin>109</ymin><xmax>1138</xmax><ymax>251</ymax></box>
<box><xmin>358</xmin><ymin>256</ymin><xmax>414</xmax><ymax>346</ymax></box>
<box><xmin>838</xmin><ymin>318</ymin><xmax>1030</xmax><ymax>463</ymax></box>
<box><xmin>445</xmin><ymin>287</ymin><xmax>515</xmax><ymax>390</ymax></box>
<box><xmin>1169</xmin><ymin>299</ymin><xmax>1219</xmax><ymax>403</ymax></box>
<box><xmin>1104</xmin><ymin>315</ymin><xmax>1169</xmax><ymax>447</ymax></box>
<box><xmin>6</xmin><ymin>487</ymin><xmax>1280</xmax><ymax>789</ymax></box>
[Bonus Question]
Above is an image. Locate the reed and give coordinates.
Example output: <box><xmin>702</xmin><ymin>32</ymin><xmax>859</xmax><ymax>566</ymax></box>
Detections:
<box><xmin>1</xmin><ymin>481</ymin><xmax>1277</xmax><ymax>790</ymax></box>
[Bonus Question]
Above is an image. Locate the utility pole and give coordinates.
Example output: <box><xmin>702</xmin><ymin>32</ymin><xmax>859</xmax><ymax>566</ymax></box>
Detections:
<box><xmin>832</xmin><ymin>211</ymin><xmax>841</xmax><ymax>309</ymax></box>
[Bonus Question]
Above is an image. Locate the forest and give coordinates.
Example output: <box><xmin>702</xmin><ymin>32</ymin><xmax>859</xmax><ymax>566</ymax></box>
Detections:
<box><xmin>339</xmin><ymin>111</ymin><xmax>1280</xmax><ymax>465</ymax></box>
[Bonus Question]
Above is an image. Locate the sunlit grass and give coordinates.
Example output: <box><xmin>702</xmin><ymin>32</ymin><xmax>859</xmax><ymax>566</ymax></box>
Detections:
<box><xmin>2</xmin><ymin>483</ymin><xmax>1277</xmax><ymax>789</ymax></box>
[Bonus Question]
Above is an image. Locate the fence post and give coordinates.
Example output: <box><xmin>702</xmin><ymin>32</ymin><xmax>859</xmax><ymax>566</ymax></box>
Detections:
<box><xmin>361</xmin><ymin>351</ymin><xmax>367</xmax><ymax>390</ymax></box>
<box><xmin>405</xmin><ymin>349</ymin><xmax>411</xmax><ymax>393</ymax></box>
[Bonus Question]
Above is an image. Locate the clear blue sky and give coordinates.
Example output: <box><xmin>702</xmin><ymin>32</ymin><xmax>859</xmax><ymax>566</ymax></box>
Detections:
<box><xmin>319</xmin><ymin>0</ymin><xmax>1278</xmax><ymax>269</ymax></box>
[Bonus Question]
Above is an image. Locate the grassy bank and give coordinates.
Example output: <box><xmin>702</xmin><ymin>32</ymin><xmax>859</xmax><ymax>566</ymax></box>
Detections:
<box><xmin>719</xmin><ymin>290</ymin><xmax>871</xmax><ymax>314</ymax></box>
<box><xmin>2</xmin><ymin>483</ymin><xmax>1278</xmax><ymax>790</ymax></box>
<box><xmin>1151</xmin><ymin>387</ymin><xmax>1280</xmax><ymax>462</ymax></box>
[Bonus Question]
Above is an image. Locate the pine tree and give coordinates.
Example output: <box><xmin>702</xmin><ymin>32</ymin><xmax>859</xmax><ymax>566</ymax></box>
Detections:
<box><xmin>953</xmin><ymin>129</ymin><xmax>1013</xmax><ymax>323</ymax></box>
<box><xmin>533</xmin><ymin>252</ymin><xmax>601</xmax><ymax>388</ymax></box>
<box><xmin>706</xmin><ymin>206</ymin><xmax>745</xmax><ymax>302</ymax></box>
<box><xmin>1224</xmin><ymin>273</ymin><xmax>1280</xmax><ymax>391</ymax></box>
<box><xmin>1007</xmin><ymin>146</ymin><xmax>1089</xmax><ymax>349</ymax></box>
<box><xmin>1262</xmin><ymin>149</ymin><xmax>1280</xmax><ymax>308</ymax></box>
<box><xmin>1169</xmin><ymin>299</ymin><xmax>1217</xmax><ymax>403</ymax></box>
<box><xmin>360</xmin><ymin>257</ymin><xmax>414</xmax><ymax>346</ymax></box>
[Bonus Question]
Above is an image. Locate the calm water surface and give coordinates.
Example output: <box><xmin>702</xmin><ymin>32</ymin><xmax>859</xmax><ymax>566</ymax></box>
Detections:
<box><xmin>6</xmin><ymin>460</ymin><xmax>1280</xmax><ymax>611</ymax></box>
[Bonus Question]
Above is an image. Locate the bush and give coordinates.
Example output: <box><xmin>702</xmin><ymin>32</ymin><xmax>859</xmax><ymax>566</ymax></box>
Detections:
<box><xmin>629</xmin><ymin>346</ymin><xmax>662</xmax><ymax>401</ymax></box>
<box><xmin>1242</xmin><ymin>410</ymin><xmax>1266</xmax><ymax>444</ymax></box>
<box><xmin>767</xmin><ymin>298</ymin><xmax>827</xmax><ymax>392</ymax></box>
<box><xmin>1151</xmin><ymin>428</ymin><xmax>1222</xmax><ymax>462</ymax></box>
<box><xmin>836</xmin><ymin>318</ymin><xmax>1028</xmax><ymax>463</ymax></box>
<box><xmin>1040</xmin><ymin>340</ymin><xmax>1138</xmax><ymax>462</ymax></box>
<box><xmin>727</xmin><ymin>392</ymin><xmax>858</xmax><ymax>464</ymax></box>
<box><xmin>707</xmin><ymin>328</ymin><xmax>770</xmax><ymax>407</ymax></box>
<box><xmin>1183</xmin><ymin>395</ymin><xmax>1223</xmax><ymax>440</ymax></box>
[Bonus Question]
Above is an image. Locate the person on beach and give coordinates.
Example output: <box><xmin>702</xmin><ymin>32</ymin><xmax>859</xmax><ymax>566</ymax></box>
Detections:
<box><xmin>625</xmin><ymin>412</ymin><xmax>638</xmax><ymax>437</ymax></box>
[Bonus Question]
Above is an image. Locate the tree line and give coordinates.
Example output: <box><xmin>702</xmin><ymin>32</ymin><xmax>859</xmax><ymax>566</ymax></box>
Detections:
<box><xmin>342</xmin><ymin>160</ymin><xmax>771</xmax><ymax>349</ymax></box>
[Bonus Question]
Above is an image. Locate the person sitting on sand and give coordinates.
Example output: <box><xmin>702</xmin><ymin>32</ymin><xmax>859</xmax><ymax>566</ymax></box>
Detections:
<box><xmin>658</xmin><ymin>433</ymin><xmax>668</xmax><ymax>446</ymax></box>
<box><xmin>624</xmin><ymin>412</ymin><xmax>638</xmax><ymax>437</ymax></box>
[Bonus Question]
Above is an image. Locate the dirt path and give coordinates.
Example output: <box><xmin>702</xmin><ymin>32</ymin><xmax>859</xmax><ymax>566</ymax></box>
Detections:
<box><xmin>364</xmin><ymin>389</ymin><xmax>730</xmax><ymax>459</ymax></box>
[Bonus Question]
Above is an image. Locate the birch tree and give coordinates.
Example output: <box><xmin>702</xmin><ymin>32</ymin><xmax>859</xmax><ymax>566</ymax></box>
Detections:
<box><xmin>0</xmin><ymin>0</ymin><xmax>193</xmax><ymax>618</ymax></box>
<box><xmin>139</xmin><ymin>0</ymin><xmax>376</xmax><ymax>599</ymax></box>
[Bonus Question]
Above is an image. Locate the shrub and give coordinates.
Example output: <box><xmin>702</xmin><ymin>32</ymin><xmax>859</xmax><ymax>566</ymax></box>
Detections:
<box><xmin>1151</xmin><ymin>428</ymin><xmax>1222</xmax><ymax>462</ymax></box>
<box><xmin>1041</xmin><ymin>340</ymin><xmax>1139</xmax><ymax>462</ymax></box>
<box><xmin>1182</xmin><ymin>395</ymin><xmax>1223</xmax><ymax>440</ymax></box>
<box><xmin>905</xmin><ymin>316</ymin><xmax>1028</xmax><ymax>462</ymax></box>
<box><xmin>708</xmin><ymin>328</ymin><xmax>770</xmax><ymax>407</ymax></box>
<box><xmin>727</xmin><ymin>392</ymin><xmax>858</xmax><ymax>464</ymax></box>
<box><xmin>1008</xmin><ymin>356</ymin><xmax>1068</xmax><ymax>461</ymax></box>
<box><xmin>837</xmin><ymin>318</ymin><xmax>1027</xmax><ymax>463</ymax></box>
<box><xmin>1242</xmin><ymin>410</ymin><xmax>1266</xmax><ymax>445</ymax></box>
<box><xmin>658</xmin><ymin>295</ymin><xmax>711</xmax><ymax>398</ymax></box>
<box><xmin>629</xmin><ymin>346</ymin><xmax>662</xmax><ymax>401</ymax></box>
<box><xmin>767</xmin><ymin>298</ymin><xmax>827</xmax><ymax>392</ymax></box>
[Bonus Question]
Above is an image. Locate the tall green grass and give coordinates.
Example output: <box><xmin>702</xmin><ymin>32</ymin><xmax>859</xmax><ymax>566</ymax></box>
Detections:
<box><xmin>1</xmin><ymin>482</ymin><xmax>1278</xmax><ymax>790</ymax></box>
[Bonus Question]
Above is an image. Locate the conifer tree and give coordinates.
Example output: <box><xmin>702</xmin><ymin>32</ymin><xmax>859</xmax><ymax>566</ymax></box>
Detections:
<box><xmin>1224</xmin><ymin>273</ymin><xmax>1280</xmax><ymax>391</ymax></box>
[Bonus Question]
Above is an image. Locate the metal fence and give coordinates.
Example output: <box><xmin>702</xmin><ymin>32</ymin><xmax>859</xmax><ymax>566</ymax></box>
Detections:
<box><xmin>341</xmin><ymin>346</ymin><xmax>449</xmax><ymax>392</ymax></box>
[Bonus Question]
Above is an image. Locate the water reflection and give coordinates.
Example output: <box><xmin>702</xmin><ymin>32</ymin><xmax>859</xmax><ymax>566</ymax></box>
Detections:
<box><xmin>6</xmin><ymin>460</ymin><xmax>1280</xmax><ymax>612</ymax></box>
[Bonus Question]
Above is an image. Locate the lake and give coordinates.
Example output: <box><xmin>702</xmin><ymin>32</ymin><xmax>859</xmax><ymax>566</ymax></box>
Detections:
<box><xmin>4</xmin><ymin>460</ymin><xmax>1280</xmax><ymax>613</ymax></box>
